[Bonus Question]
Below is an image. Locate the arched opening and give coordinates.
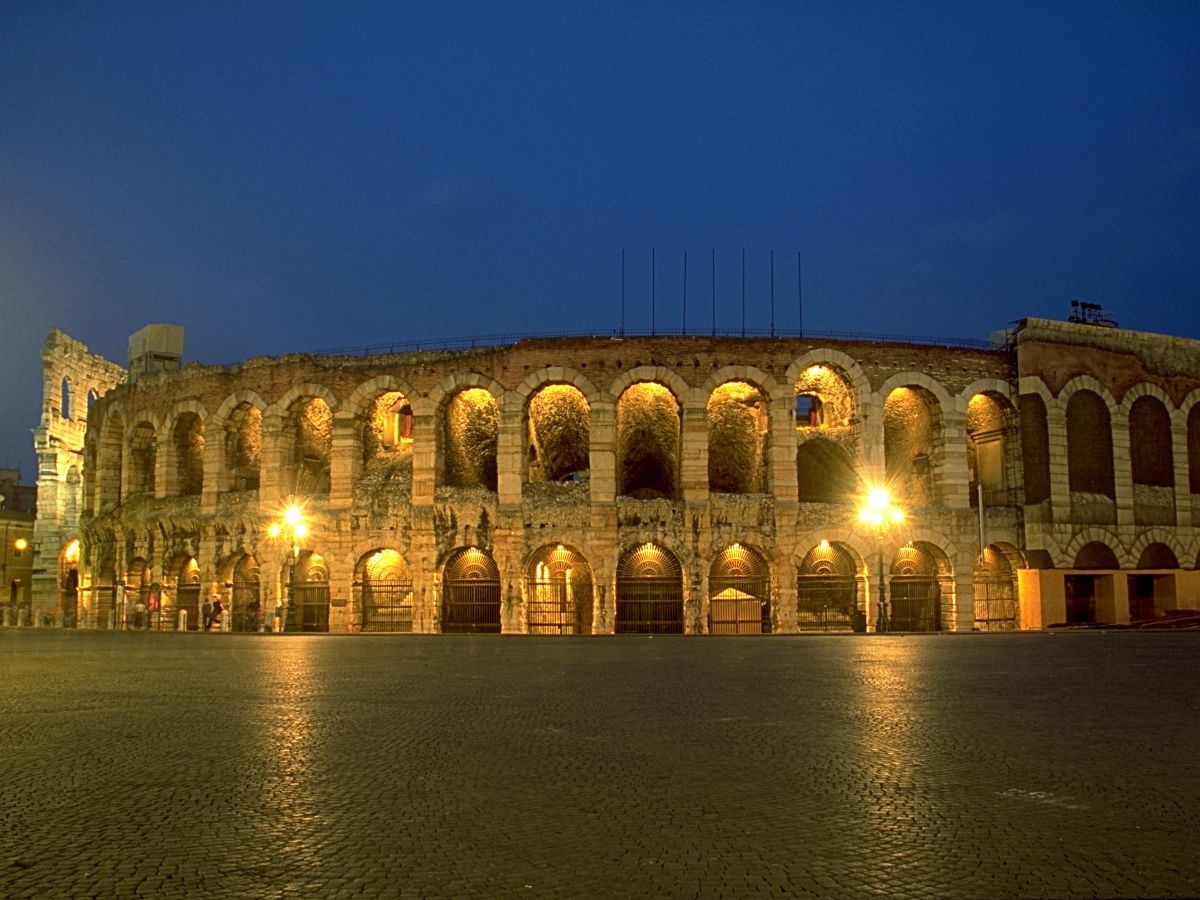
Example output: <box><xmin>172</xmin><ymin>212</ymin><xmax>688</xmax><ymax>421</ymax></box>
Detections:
<box><xmin>796</xmin><ymin>438</ymin><xmax>858</xmax><ymax>503</ymax></box>
<box><xmin>87</xmin><ymin>389</ymin><xmax>97</xmax><ymax>413</ymax></box>
<box><xmin>442</xmin><ymin>388</ymin><xmax>499</xmax><ymax>490</ymax></box>
<box><xmin>974</xmin><ymin>545</ymin><xmax>1018</xmax><ymax>631</ymax></box>
<box><xmin>290</xmin><ymin>551</ymin><xmax>330</xmax><ymax>632</ymax></box>
<box><xmin>884</xmin><ymin>387</ymin><xmax>942</xmax><ymax>508</ymax></box>
<box><xmin>127</xmin><ymin>421</ymin><xmax>156</xmax><ymax>496</ymax></box>
<box><xmin>60</xmin><ymin>539</ymin><xmax>80</xmax><ymax>628</ymax></box>
<box><xmin>230</xmin><ymin>554</ymin><xmax>261</xmax><ymax>632</ymax></box>
<box><xmin>87</xmin><ymin>548</ymin><xmax>118</xmax><ymax>630</ymax></box>
<box><xmin>616</xmin><ymin>382</ymin><xmax>680</xmax><ymax>499</ymax></box>
<box><xmin>796</xmin><ymin>541</ymin><xmax>863</xmax><ymax>632</ymax></box>
<box><xmin>126</xmin><ymin>558</ymin><xmax>152</xmax><ymax>629</ymax></box>
<box><xmin>1130</xmin><ymin>543</ymin><xmax>1180</xmax><ymax>622</ymax></box>
<box><xmin>1067</xmin><ymin>390</ymin><xmax>1116</xmax><ymax>523</ymax></box>
<box><xmin>1019</xmin><ymin>394</ymin><xmax>1051</xmax><ymax>507</ymax></box>
<box><xmin>225</xmin><ymin>402</ymin><xmax>262</xmax><ymax>492</ymax></box>
<box><xmin>889</xmin><ymin>542</ymin><xmax>945</xmax><ymax>632</ymax></box>
<box><xmin>1188</xmin><ymin>405</ymin><xmax>1200</xmax><ymax>497</ymax></box>
<box><xmin>167</xmin><ymin>556</ymin><xmax>201</xmax><ymax>632</ymax></box>
<box><xmin>967</xmin><ymin>393</ymin><xmax>1018</xmax><ymax>507</ymax></box>
<box><xmin>615</xmin><ymin>543</ymin><xmax>683</xmax><ymax>634</ymax></box>
<box><xmin>1129</xmin><ymin>396</ymin><xmax>1175</xmax><ymax>525</ymax></box>
<box><xmin>442</xmin><ymin>547</ymin><xmax>501</xmax><ymax>633</ymax></box>
<box><xmin>60</xmin><ymin>377</ymin><xmax>71</xmax><ymax>420</ymax></box>
<box><xmin>362</xmin><ymin>391</ymin><xmax>414</xmax><ymax>489</ymax></box>
<box><xmin>286</xmin><ymin>398</ymin><xmax>332</xmax><ymax>497</ymax></box>
<box><xmin>526</xmin><ymin>385</ymin><xmax>590</xmax><ymax>485</ymax></box>
<box><xmin>1067</xmin><ymin>541</ymin><xmax>1119</xmax><ymax>625</ymax></box>
<box><xmin>793</xmin><ymin>364</ymin><xmax>856</xmax><ymax>428</ymax></box>
<box><xmin>64</xmin><ymin>466</ymin><xmax>81</xmax><ymax>525</ymax></box>
<box><xmin>172</xmin><ymin>412</ymin><xmax>204</xmax><ymax>497</ymax></box>
<box><xmin>525</xmin><ymin>544</ymin><xmax>594</xmax><ymax>634</ymax></box>
<box><xmin>707</xmin><ymin>382</ymin><xmax>768</xmax><ymax>494</ymax></box>
<box><xmin>709</xmin><ymin>543</ymin><xmax>770</xmax><ymax>634</ymax></box>
<box><xmin>355</xmin><ymin>548</ymin><xmax>413</xmax><ymax>633</ymax></box>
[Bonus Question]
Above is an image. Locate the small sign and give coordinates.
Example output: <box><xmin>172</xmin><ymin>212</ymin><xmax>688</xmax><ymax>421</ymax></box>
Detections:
<box><xmin>331</xmin><ymin>597</ymin><xmax>347</xmax><ymax>608</ymax></box>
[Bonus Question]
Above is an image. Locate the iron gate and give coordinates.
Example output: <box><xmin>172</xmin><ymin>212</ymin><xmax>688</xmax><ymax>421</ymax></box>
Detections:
<box><xmin>709</xmin><ymin>575</ymin><xmax>769</xmax><ymax>634</ymax></box>
<box><xmin>293</xmin><ymin>582</ymin><xmax>330</xmax><ymax>632</ymax></box>
<box><xmin>615</xmin><ymin>576</ymin><xmax>683</xmax><ymax>634</ymax></box>
<box><xmin>358</xmin><ymin>579</ymin><xmax>414</xmax><ymax>632</ymax></box>
<box><xmin>974</xmin><ymin>575</ymin><xmax>1017</xmax><ymax>631</ymax></box>
<box><xmin>889</xmin><ymin>577</ymin><xmax>940</xmax><ymax>632</ymax></box>
<box><xmin>442</xmin><ymin>579</ymin><xmax>501</xmax><ymax>633</ymax></box>
<box><xmin>796</xmin><ymin>575</ymin><xmax>859</xmax><ymax>632</ymax></box>
<box><xmin>232</xmin><ymin>578</ymin><xmax>262</xmax><ymax>632</ymax></box>
<box><xmin>526</xmin><ymin>578</ymin><xmax>590</xmax><ymax>634</ymax></box>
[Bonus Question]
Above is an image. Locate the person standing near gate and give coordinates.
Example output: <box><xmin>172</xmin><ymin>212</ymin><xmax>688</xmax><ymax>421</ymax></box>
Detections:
<box><xmin>273</xmin><ymin>599</ymin><xmax>285</xmax><ymax>633</ymax></box>
<box><xmin>202</xmin><ymin>596</ymin><xmax>213</xmax><ymax>631</ymax></box>
<box><xmin>209</xmin><ymin>596</ymin><xmax>223</xmax><ymax>631</ymax></box>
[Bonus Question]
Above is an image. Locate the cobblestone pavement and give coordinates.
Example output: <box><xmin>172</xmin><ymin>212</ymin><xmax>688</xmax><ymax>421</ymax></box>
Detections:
<box><xmin>1</xmin><ymin>631</ymin><xmax>1198</xmax><ymax>899</ymax></box>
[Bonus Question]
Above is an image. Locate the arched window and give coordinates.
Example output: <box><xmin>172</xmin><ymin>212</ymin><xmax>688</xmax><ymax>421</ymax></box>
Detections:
<box><xmin>1066</xmin><ymin>391</ymin><xmax>1115</xmax><ymax>523</ymax></box>
<box><xmin>616</xmin><ymin>383</ymin><xmax>680</xmax><ymax>499</ymax></box>
<box><xmin>60</xmin><ymin>378</ymin><xmax>71</xmax><ymax>420</ymax></box>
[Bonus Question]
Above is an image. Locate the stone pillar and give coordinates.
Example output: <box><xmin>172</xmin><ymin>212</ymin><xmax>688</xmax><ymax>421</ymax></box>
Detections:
<box><xmin>410</xmin><ymin>410</ymin><xmax>437</xmax><ymax>507</ymax></box>
<box><xmin>940</xmin><ymin>410</ymin><xmax>971</xmax><ymax>509</ymax></box>
<box><xmin>201</xmin><ymin>422</ymin><xmax>222</xmax><ymax>515</ymax></box>
<box><xmin>860</xmin><ymin>393</ymin><xmax>886</xmax><ymax>482</ymax></box>
<box><xmin>1112</xmin><ymin>419</ymin><xmax>1134</xmax><ymax>527</ymax></box>
<box><xmin>680</xmin><ymin>393</ymin><xmax>708</xmax><ymax>503</ymax></box>
<box><xmin>1045</xmin><ymin>404</ymin><xmax>1071</xmax><ymax>524</ymax></box>
<box><xmin>258</xmin><ymin>413</ymin><xmax>288</xmax><ymax>508</ymax></box>
<box><xmin>1171</xmin><ymin>423</ymin><xmax>1191</xmax><ymax>528</ymax></box>
<box><xmin>329</xmin><ymin>413</ymin><xmax>358</xmax><ymax>508</ymax></box>
<box><xmin>768</xmin><ymin>395</ymin><xmax>796</xmax><ymax>502</ymax></box>
<box><xmin>589</xmin><ymin>401</ymin><xmax>616</xmax><ymax>504</ymax></box>
<box><xmin>496</xmin><ymin>394</ymin><xmax>523</xmax><ymax>507</ymax></box>
<box><xmin>772</xmin><ymin>550</ymin><xmax>797</xmax><ymax>633</ymax></box>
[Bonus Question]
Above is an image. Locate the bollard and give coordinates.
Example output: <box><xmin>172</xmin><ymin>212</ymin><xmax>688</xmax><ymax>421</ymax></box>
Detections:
<box><xmin>107</xmin><ymin>610</ymin><xmax>115</xmax><ymax>630</ymax></box>
<box><xmin>179</xmin><ymin>609</ymin><xmax>188</xmax><ymax>631</ymax></box>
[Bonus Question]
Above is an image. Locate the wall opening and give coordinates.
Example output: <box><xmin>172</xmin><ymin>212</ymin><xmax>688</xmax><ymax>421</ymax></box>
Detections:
<box><xmin>442</xmin><ymin>547</ymin><xmax>501</xmax><ymax>633</ymax></box>
<box><xmin>707</xmin><ymin>382</ymin><xmax>768</xmax><ymax>494</ymax></box>
<box><xmin>525</xmin><ymin>544</ymin><xmax>593</xmax><ymax>634</ymax></box>
<box><xmin>355</xmin><ymin>548</ymin><xmax>413</xmax><ymax>633</ymax></box>
<box><xmin>1129</xmin><ymin>396</ymin><xmax>1175</xmax><ymax>525</ymax></box>
<box><xmin>615</xmin><ymin>543</ymin><xmax>683</xmax><ymax>633</ymax></box>
<box><xmin>1066</xmin><ymin>390</ymin><xmax>1116</xmax><ymax>523</ymax></box>
<box><xmin>225</xmin><ymin>402</ymin><xmax>262</xmax><ymax>492</ymax></box>
<box><xmin>708</xmin><ymin>543</ymin><xmax>770</xmax><ymax>634</ymax></box>
<box><xmin>526</xmin><ymin>385</ymin><xmax>590</xmax><ymax>483</ymax></box>
<box><xmin>616</xmin><ymin>382</ymin><xmax>680</xmax><ymax>499</ymax></box>
<box><xmin>443</xmin><ymin>389</ymin><xmax>499</xmax><ymax>490</ymax></box>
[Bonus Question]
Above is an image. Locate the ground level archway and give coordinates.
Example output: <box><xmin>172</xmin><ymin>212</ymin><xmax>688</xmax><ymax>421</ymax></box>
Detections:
<box><xmin>616</xmin><ymin>543</ymin><xmax>683</xmax><ymax>634</ymax></box>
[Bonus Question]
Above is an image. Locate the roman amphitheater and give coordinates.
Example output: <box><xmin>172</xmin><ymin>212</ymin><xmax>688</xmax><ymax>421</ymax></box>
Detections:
<box><xmin>27</xmin><ymin>317</ymin><xmax>1200</xmax><ymax>635</ymax></box>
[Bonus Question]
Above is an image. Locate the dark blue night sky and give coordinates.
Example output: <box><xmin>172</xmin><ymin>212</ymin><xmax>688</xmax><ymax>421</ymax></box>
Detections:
<box><xmin>2</xmin><ymin>2</ymin><xmax>1198</xmax><ymax>476</ymax></box>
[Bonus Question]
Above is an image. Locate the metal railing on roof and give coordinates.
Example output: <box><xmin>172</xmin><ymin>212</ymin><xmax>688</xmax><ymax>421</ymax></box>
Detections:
<box><xmin>314</xmin><ymin>327</ymin><xmax>994</xmax><ymax>358</ymax></box>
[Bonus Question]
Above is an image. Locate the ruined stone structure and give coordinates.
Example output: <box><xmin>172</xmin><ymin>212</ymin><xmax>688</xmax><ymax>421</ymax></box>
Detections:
<box><xmin>29</xmin><ymin>317</ymin><xmax>1200</xmax><ymax>634</ymax></box>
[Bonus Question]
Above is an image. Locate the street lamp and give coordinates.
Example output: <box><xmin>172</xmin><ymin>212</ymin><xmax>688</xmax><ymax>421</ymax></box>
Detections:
<box><xmin>268</xmin><ymin>504</ymin><xmax>308</xmax><ymax>633</ymax></box>
<box><xmin>859</xmin><ymin>486</ymin><xmax>904</xmax><ymax>634</ymax></box>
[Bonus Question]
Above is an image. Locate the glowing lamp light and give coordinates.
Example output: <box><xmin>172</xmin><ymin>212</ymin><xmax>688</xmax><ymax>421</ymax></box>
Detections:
<box><xmin>268</xmin><ymin>523</ymin><xmax>281</xmax><ymax>539</ymax></box>
<box><xmin>64</xmin><ymin>539</ymin><xmax>80</xmax><ymax>562</ymax></box>
<box><xmin>14</xmin><ymin>538</ymin><xmax>28</xmax><ymax>552</ymax></box>
<box><xmin>285</xmin><ymin>505</ymin><xmax>303</xmax><ymax>525</ymax></box>
<box><xmin>294</xmin><ymin>522</ymin><xmax>309</xmax><ymax>540</ymax></box>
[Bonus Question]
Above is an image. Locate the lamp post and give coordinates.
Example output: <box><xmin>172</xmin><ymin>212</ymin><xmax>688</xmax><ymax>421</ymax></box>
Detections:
<box><xmin>859</xmin><ymin>487</ymin><xmax>904</xmax><ymax>634</ymax></box>
<box><xmin>268</xmin><ymin>504</ymin><xmax>308</xmax><ymax>634</ymax></box>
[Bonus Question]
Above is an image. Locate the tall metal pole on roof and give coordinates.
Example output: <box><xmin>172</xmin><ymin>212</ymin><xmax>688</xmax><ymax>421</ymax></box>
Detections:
<box><xmin>740</xmin><ymin>248</ymin><xmax>746</xmax><ymax>337</ymax></box>
<box><xmin>797</xmin><ymin>251</ymin><xmax>804</xmax><ymax>337</ymax></box>
<box><xmin>770</xmin><ymin>249</ymin><xmax>775</xmax><ymax>337</ymax></box>
<box><xmin>620</xmin><ymin>249</ymin><xmax>625</xmax><ymax>336</ymax></box>
<box><xmin>651</xmin><ymin>247</ymin><xmax>656</xmax><ymax>336</ymax></box>
<box><xmin>711</xmin><ymin>248</ymin><xmax>716</xmax><ymax>336</ymax></box>
<box><xmin>681</xmin><ymin>250</ymin><xmax>691</xmax><ymax>338</ymax></box>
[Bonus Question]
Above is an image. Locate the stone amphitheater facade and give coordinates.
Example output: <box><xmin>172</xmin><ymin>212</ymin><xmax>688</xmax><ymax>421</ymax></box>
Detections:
<box><xmin>27</xmin><ymin>317</ymin><xmax>1200</xmax><ymax>634</ymax></box>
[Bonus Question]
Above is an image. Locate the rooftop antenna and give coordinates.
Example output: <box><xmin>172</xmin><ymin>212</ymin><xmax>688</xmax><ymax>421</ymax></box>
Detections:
<box><xmin>769</xmin><ymin>249</ymin><xmax>775</xmax><ymax>337</ymax></box>
<box><xmin>710</xmin><ymin>248</ymin><xmax>716</xmax><ymax>336</ymax></box>
<box><xmin>741</xmin><ymin>248</ymin><xmax>746</xmax><ymax>337</ymax></box>
<box><xmin>620</xmin><ymin>249</ymin><xmax>625</xmax><ymax>336</ymax></box>
<box><xmin>651</xmin><ymin>247</ymin><xmax>656</xmax><ymax>336</ymax></box>
<box><xmin>682</xmin><ymin>249</ymin><xmax>688</xmax><ymax>335</ymax></box>
<box><xmin>797</xmin><ymin>251</ymin><xmax>804</xmax><ymax>336</ymax></box>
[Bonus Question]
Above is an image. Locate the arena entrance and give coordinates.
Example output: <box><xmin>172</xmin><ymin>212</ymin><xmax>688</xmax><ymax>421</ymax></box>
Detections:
<box><xmin>442</xmin><ymin>548</ymin><xmax>501</xmax><ymax>633</ymax></box>
<box><xmin>525</xmin><ymin>544</ymin><xmax>593</xmax><ymax>635</ymax></box>
<box><xmin>973</xmin><ymin>545</ymin><xmax>1020</xmax><ymax>632</ymax></box>
<box><xmin>616</xmin><ymin>543</ymin><xmax>684</xmax><ymax>634</ymax></box>
<box><xmin>291</xmin><ymin>552</ymin><xmax>330</xmax><ymax>632</ymax></box>
<box><xmin>796</xmin><ymin>541</ymin><xmax>862</xmax><ymax>632</ymax></box>
<box><xmin>356</xmin><ymin>549</ymin><xmax>413</xmax><ymax>633</ymax></box>
<box><xmin>708</xmin><ymin>544</ymin><xmax>770</xmax><ymax>634</ymax></box>
<box><xmin>889</xmin><ymin>544</ymin><xmax>943</xmax><ymax>632</ymax></box>
<box><xmin>230</xmin><ymin>555</ymin><xmax>261</xmax><ymax>632</ymax></box>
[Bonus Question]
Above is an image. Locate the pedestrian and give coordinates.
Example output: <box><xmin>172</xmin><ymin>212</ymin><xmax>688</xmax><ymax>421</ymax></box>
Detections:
<box><xmin>202</xmin><ymin>596</ymin><xmax>213</xmax><ymax>631</ymax></box>
<box><xmin>210</xmin><ymin>596</ymin><xmax>223</xmax><ymax>631</ymax></box>
<box><xmin>247</xmin><ymin>597</ymin><xmax>262</xmax><ymax>633</ymax></box>
<box><xmin>273</xmin><ymin>600</ymin><xmax>285</xmax><ymax>633</ymax></box>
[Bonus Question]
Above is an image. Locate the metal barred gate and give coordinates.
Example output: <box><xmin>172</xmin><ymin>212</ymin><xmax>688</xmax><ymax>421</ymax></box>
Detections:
<box><xmin>442</xmin><ymin>548</ymin><xmax>501</xmax><ymax>633</ymax></box>
<box><xmin>358</xmin><ymin>578</ymin><xmax>414</xmax><ymax>632</ymax></box>
<box><xmin>796</xmin><ymin>575</ymin><xmax>858</xmax><ymax>632</ymax></box>
<box><xmin>889</xmin><ymin>577</ymin><xmax>940</xmax><ymax>632</ymax></box>
<box><xmin>973</xmin><ymin>575</ymin><xmax>1017</xmax><ymax>631</ymax></box>
<box><xmin>293</xmin><ymin>582</ymin><xmax>330</xmax><ymax>632</ymax></box>
<box><xmin>616</xmin><ymin>544</ymin><xmax>684</xmax><ymax>634</ymax></box>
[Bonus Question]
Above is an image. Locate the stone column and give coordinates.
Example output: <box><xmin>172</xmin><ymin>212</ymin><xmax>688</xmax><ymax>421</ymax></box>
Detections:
<box><xmin>1171</xmin><ymin>422</ymin><xmax>1191</xmax><ymax>528</ymax></box>
<box><xmin>258</xmin><ymin>413</ymin><xmax>288</xmax><ymax>508</ymax></box>
<box><xmin>1045</xmin><ymin>404</ymin><xmax>1071</xmax><ymax>525</ymax></box>
<box><xmin>410</xmin><ymin>410</ymin><xmax>437</xmax><ymax>507</ymax></box>
<box><xmin>768</xmin><ymin>395</ymin><xmax>797</xmax><ymax>502</ymax></box>
<box><xmin>329</xmin><ymin>413</ymin><xmax>358</xmax><ymax>509</ymax></box>
<box><xmin>589</xmin><ymin>401</ymin><xmax>616</xmax><ymax>504</ymax></box>
<box><xmin>1112</xmin><ymin>418</ymin><xmax>1133</xmax><ymax>528</ymax></box>
<box><xmin>940</xmin><ymin>410</ymin><xmax>971</xmax><ymax>509</ymax></box>
<box><xmin>680</xmin><ymin>393</ymin><xmax>708</xmax><ymax>503</ymax></box>
<box><xmin>496</xmin><ymin>393</ymin><xmax>523</xmax><ymax>507</ymax></box>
